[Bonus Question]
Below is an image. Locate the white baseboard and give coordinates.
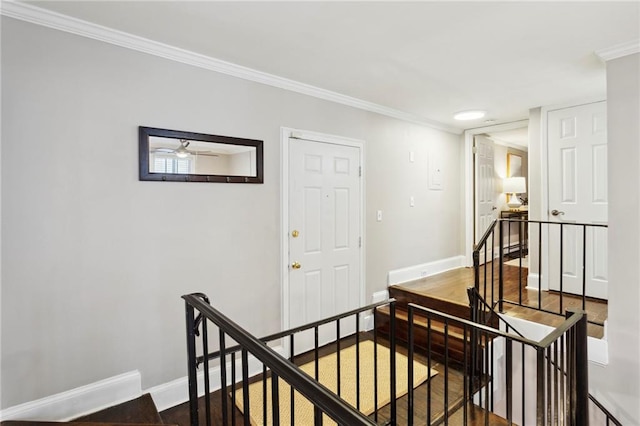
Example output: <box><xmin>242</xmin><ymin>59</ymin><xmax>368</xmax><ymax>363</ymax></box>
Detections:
<box><xmin>362</xmin><ymin>290</ymin><xmax>390</xmax><ymax>331</ymax></box>
<box><xmin>147</xmin><ymin>345</ymin><xmax>285</xmax><ymax>412</ymax></box>
<box><xmin>0</xmin><ymin>371</ymin><xmax>142</xmax><ymax>422</ymax></box>
<box><xmin>526</xmin><ymin>273</ymin><xmax>540</xmax><ymax>291</ymax></box>
<box><xmin>387</xmin><ymin>255</ymin><xmax>465</xmax><ymax>286</ymax></box>
<box><xmin>0</xmin><ymin>345</ymin><xmax>289</xmax><ymax>420</ymax></box>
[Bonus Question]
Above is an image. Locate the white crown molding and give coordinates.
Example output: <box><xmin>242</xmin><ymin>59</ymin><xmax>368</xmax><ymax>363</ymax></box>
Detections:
<box><xmin>595</xmin><ymin>39</ymin><xmax>640</xmax><ymax>62</ymax></box>
<box><xmin>0</xmin><ymin>0</ymin><xmax>460</xmax><ymax>135</ymax></box>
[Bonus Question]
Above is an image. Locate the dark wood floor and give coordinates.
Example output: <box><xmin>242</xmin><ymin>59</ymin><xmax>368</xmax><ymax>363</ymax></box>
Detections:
<box><xmin>394</xmin><ymin>264</ymin><xmax>607</xmax><ymax>338</ymax></box>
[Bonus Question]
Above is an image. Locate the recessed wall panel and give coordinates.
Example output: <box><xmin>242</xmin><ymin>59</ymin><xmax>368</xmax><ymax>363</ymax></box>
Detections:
<box><xmin>592</xmin><ymin>144</ymin><xmax>607</xmax><ymax>203</ymax></box>
<box><xmin>334</xmin><ymin>157</ymin><xmax>350</xmax><ymax>175</ymax></box>
<box><xmin>334</xmin><ymin>188</ymin><xmax>349</xmax><ymax>249</ymax></box>
<box><xmin>561</xmin><ymin>148</ymin><xmax>577</xmax><ymax>203</ymax></box>
<box><xmin>562</xmin><ymin>226</ymin><xmax>578</xmax><ymax>278</ymax></box>
<box><xmin>304</xmin><ymin>154</ymin><xmax>322</xmax><ymax>173</ymax></box>
<box><xmin>304</xmin><ymin>187</ymin><xmax>322</xmax><ymax>253</ymax></box>
<box><xmin>592</xmin><ymin>112</ymin><xmax>607</xmax><ymax>135</ymax></box>
<box><xmin>592</xmin><ymin>227</ymin><xmax>608</xmax><ymax>281</ymax></box>
<box><xmin>560</xmin><ymin>117</ymin><xmax>577</xmax><ymax>139</ymax></box>
<box><xmin>334</xmin><ymin>265</ymin><xmax>349</xmax><ymax>314</ymax></box>
<box><xmin>304</xmin><ymin>270</ymin><xmax>322</xmax><ymax>323</ymax></box>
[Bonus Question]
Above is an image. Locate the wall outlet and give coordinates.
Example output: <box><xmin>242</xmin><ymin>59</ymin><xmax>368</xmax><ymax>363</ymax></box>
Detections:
<box><xmin>410</xmin><ymin>196</ymin><xmax>415</xmax><ymax>207</ymax></box>
<box><xmin>376</xmin><ymin>210</ymin><xmax>383</xmax><ymax>222</ymax></box>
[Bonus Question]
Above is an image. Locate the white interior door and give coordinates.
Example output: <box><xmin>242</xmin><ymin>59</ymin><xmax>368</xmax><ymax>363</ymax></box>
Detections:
<box><xmin>288</xmin><ymin>137</ymin><xmax>362</xmax><ymax>352</ymax></box>
<box><xmin>475</xmin><ymin>135</ymin><xmax>497</xmax><ymax>246</ymax></box>
<box><xmin>547</xmin><ymin>101</ymin><xmax>608</xmax><ymax>299</ymax></box>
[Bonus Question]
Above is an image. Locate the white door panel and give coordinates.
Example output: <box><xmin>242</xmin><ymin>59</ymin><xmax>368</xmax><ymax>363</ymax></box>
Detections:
<box><xmin>547</xmin><ymin>102</ymin><xmax>608</xmax><ymax>299</ymax></box>
<box><xmin>289</xmin><ymin>138</ymin><xmax>361</xmax><ymax>352</ymax></box>
<box><xmin>475</xmin><ymin>135</ymin><xmax>497</xmax><ymax>262</ymax></box>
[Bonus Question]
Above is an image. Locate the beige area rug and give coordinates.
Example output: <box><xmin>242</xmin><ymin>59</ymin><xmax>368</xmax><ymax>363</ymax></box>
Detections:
<box><xmin>505</xmin><ymin>256</ymin><xmax>528</xmax><ymax>268</ymax></box>
<box><xmin>234</xmin><ymin>340</ymin><xmax>437</xmax><ymax>426</ymax></box>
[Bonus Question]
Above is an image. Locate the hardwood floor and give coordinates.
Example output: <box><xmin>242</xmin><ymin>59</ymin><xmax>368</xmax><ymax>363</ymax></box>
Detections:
<box><xmin>162</xmin><ymin>263</ymin><xmax>599</xmax><ymax>425</ymax></box>
<box><xmin>394</xmin><ymin>264</ymin><xmax>607</xmax><ymax>339</ymax></box>
<box><xmin>160</xmin><ymin>334</ymin><xmax>499</xmax><ymax>426</ymax></box>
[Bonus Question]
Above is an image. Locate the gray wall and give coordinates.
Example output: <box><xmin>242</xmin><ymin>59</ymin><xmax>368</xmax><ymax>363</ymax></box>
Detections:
<box><xmin>589</xmin><ymin>52</ymin><xmax>640</xmax><ymax>425</ymax></box>
<box><xmin>1</xmin><ymin>17</ymin><xmax>462</xmax><ymax>407</ymax></box>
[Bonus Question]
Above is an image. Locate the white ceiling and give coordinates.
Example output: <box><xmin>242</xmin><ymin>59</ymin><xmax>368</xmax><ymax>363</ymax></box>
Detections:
<box><xmin>23</xmin><ymin>1</ymin><xmax>640</xmax><ymax>132</ymax></box>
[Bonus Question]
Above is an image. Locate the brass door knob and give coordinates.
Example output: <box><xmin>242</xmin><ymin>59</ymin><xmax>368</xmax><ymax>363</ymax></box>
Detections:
<box><xmin>291</xmin><ymin>262</ymin><xmax>301</xmax><ymax>270</ymax></box>
<box><xmin>291</xmin><ymin>230</ymin><xmax>300</xmax><ymax>238</ymax></box>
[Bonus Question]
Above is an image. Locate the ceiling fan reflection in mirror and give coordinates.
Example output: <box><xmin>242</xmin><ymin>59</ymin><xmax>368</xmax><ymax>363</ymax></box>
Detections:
<box><xmin>151</xmin><ymin>139</ymin><xmax>219</xmax><ymax>158</ymax></box>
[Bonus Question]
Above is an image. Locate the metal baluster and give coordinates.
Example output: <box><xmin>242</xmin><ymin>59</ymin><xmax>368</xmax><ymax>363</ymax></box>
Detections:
<box><xmin>373</xmin><ymin>309</ymin><xmax>379</xmax><ymax>423</ymax></box>
<box><xmin>522</xmin><ymin>342</ymin><xmax>526</xmax><ymax>425</ymax></box>
<box><xmin>547</xmin><ymin>347</ymin><xmax>552</xmax><ymax>426</ymax></box>
<box><xmin>231</xmin><ymin>355</ymin><xmax>236</xmax><ymax>426</ymax></box>
<box><xmin>290</xmin><ymin>334</ymin><xmax>295</xmax><ymax>426</ymax></box>
<box><xmin>356</xmin><ymin>313</ymin><xmax>361</xmax><ymax>411</ymax></box>
<box><xmin>491</xmin><ymin>230</ymin><xmax>495</xmax><ymax>308</ymax></box>
<box><xmin>506</xmin><ymin>339</ymin><xmax>513</xmax><ymax>425</ymax></box>
<box><xmin>217</xmin><ymin>328</ymin><xmax>226</xmax><ymax>425</ymax></box>
<box><xmin>336</xmin><ymin>319</ymin><xmax>341</xmax><ymax>397</ymax></box>
<box><xmin>314</xmin><ymin>326</ymin><xmax>319</xmax><ymax>381</ymax></box>
<box><xmin>202</xmin><ymin>320</ymin><xmax>212</xmax><ymax>426</ymax></box>
<box><xmin>499</xmin><ymin>218</ymin><xmax>505</xmax><ymax>312</ymax></box>
<box><xmin>185</xmin><ymin>302</ymin><xmax>199</xmax><ymax>426</ymax></box>
<box><xmin>539</xmin><ymin>222</ymin><xmax>543</xmax><ymax>311</ymax></box>
<box><xmin>463</xmin><ymin>325</ymin><xmax>468</xmax><ymax>426</ymax></box>
<box><xmin>560</xmin><ymin>336</ymin><xmax>565</xmax><ymax>426</ymax></box>
<box><xmin>582</xmin><ymin>225</ymin><xmax>587</xmax><ymax>310</ymax></box>
<box><xmin>408</xmin><ymin>307</ymin><xmax>414</xmax><ymax>426</ymax></box>
<box><xmin>242</xmin><ymin>349</ymin><xmax>250</xmax><ymax>426</ymax></box>
<box><xmin>262</xmin><ymin>365</ymin><xmax>267</xmax><ymax>425</ymax></box>
<box><xmin>444</xmin><ymin>319</ymin><xmax>449</xmax><ymax>425</ymax></box>
<box><xmin>560</xmin><ymin>224</ymin><xmax>564</xmax><ymax>314</ymax></box>
<box><xmin>536</xmin><ymin>348</ymin><xmax>545</xmax><ymax>426</ymax></box>
<box><xmin>427</xmin><ymin>315</ymin><xmax>432</xmax><ymax>425</ymax></box>
<box><xmin>390</xmin><ymin>302</ymin><xmax>397</xmax><ymax>425</ymax></box>
<box><xmin>484</xmin><ymin>329</ymin><xmax>489</xmax><ymax>426</ymax></box>
<box><xmin>271</xmin><ymin>372</ymin><xmax>280</xmax><ymax>426</ymax></box>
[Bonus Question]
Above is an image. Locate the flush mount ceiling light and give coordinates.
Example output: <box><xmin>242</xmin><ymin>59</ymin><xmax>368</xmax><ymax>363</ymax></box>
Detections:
<box><xmin>454</xmin><ymin>110</ymin><xmax>486</xmax><ymax>121</ymax></box>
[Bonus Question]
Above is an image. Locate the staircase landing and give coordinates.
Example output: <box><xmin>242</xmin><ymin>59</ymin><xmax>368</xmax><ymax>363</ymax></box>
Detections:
<box><xmin>390</xmin><ymin>265</ymin><xmax>606</xmax><ymax>338</ymax></box>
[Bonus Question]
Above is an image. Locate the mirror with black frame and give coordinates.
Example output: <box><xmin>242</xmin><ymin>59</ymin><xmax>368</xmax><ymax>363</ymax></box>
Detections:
<box><xmin>139</xmin><ymin>127</ymin><xmax>263</xmax><ymax>183</ymax></box>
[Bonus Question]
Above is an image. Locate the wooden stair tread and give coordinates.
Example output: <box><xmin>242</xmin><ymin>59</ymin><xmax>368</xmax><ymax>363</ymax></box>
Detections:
<box><xmin>448</xmin><ymin>402</ymin><xmax>515</xmax><ymax>426</ymax></box>
<box><xmin>73</xmin><ymin>394</ymin><xmax>162</xmax><ymax>425</ymax></box>
<box><xmin>391</xmin><ymin>285</ymin><xmax>470</xmax><ymax>307</ymax></box>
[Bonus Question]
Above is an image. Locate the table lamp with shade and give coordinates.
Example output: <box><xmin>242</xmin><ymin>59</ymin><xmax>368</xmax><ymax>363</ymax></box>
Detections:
<box><xmin>503</xmin><ymin>177</ymin><xmax>526</xmax><ymax>210</ymax></box>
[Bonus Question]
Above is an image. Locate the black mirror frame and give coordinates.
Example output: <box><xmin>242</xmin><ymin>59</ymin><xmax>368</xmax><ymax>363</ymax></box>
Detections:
<box><xmin>139</xmin><ymin>126</ymin><xmax>264</xmax><ymax>183</ymax></box>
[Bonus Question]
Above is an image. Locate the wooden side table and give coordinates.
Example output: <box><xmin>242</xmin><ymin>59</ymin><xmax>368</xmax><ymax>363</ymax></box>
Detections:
<box><xmin>500</xmin><ymin>210</ymin><xmax>528</xmax><ymax>258</ymax></box>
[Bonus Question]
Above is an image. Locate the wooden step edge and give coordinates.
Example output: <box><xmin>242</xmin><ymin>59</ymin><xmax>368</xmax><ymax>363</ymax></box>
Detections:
<box><xmin>459</xmin><ymin>402</ymin><xmax>515</xmax><ymax>426</ymax></box>
<box><xmin>389</xmin><ymin>285</ymin><xmax>473</xmax><ymax>307</ymax></box>
<box><xmin>376</xmin><ymin>307</ymin><xmax>495</xmax><ymax>345</ymax></box>
<box><xmin>376</xmin><ymin>306</ymin><xmax>469</xmax><ymax>334</ymax></box>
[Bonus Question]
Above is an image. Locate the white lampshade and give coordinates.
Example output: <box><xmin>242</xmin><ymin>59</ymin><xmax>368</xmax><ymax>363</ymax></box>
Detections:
<box><xmin>503</xmin><ymin>177</ymin><xmax>526</xmax><ymax>194</ymax></box>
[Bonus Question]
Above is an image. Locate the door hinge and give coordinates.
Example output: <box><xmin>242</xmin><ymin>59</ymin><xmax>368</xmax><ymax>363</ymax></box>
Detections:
<box><xmin>359</xmin><ymin>166</ymin><xmax>362</xmax><ymax>177</ymax></box>
<box><xmin>472</xmin><ymin>146</ymin><xmax>478</xmax><ymax>154</ymax></box>
<box><xmin>359</xmin><ymin>237</ymin><xmax>362</xmax><ymax>248</ymax></box>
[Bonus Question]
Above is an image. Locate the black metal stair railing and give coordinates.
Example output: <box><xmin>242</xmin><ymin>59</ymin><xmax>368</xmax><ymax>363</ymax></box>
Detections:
<box><xmin>473</xmin><ymin>217</ymin><xmax>624</xmax><ymax>425</ymax></box>
<box><xmin>183</xmin><ymin>293</ymin><xmax>401</xmax><ymax>426</ymax></box>
<box><xmin>473</xmin><ymin>218</ymin><xmax>608</xmax><ymax>328</ymax></box>
<box><xmin>407</xmin><ymin>303</ymin><xmax>590</xmax><ymax>425</ymax></box>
